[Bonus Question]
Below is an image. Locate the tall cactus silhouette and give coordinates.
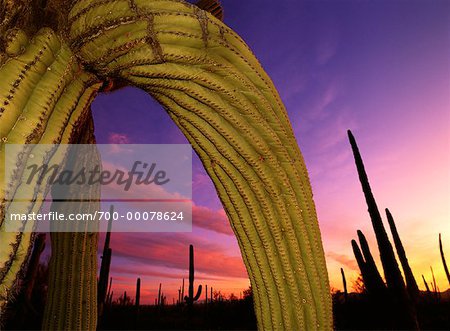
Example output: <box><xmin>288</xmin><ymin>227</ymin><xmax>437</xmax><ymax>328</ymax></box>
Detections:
<box><xmin>135</xmin><ymin>277</ymin><xmax>141</xmax><ymax>307</ymax></box>
<box><xmin>42</xmin><ymin>114</ymin><xmax>100</xmax><ymax>330</ymax></box>
<box><xmin>348</xmin><ymin>130</ymin><xmax>418</xmax><ymax>329</ymax></box>
<box><xmin>385</xmin><ymin>208</ymin><xmax>419</xmax><ymax>301</ymax></box>
<box><xmin>351</xmin><ymin>231</ymin><xmax>386</xmax><ymax>295</ymax></box>
<box><xmin>340</xmin><ymin>268</ymin><xmax>348</xmax><ymax>301</ymax></box>
<box><xmin>348</xmin><ymin>131</ymin><xmax>405</xmax><ymax>292</ymax></box>
<box><xmin>439</xmin><ymin>233</ymin><xmax>450</xmax><ymax>287</ymax></box>
<box><xmin>422</xmin><ymin>274</ymin><xmax>431</xmax><ymax>293</ymax></box>
<box><xmin>184</xmin><ymin>244</ymin><xmax>202</xmax><ymax>306</ymax></box>
<box><xmin>0</xmin><ymin>1</ymin><xmax>333</xmax><ymax>329</ymax></box>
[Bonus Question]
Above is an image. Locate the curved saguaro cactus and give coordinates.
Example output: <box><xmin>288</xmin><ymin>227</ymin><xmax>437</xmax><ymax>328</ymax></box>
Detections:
<box><xmin>1</xmin><ymin>1</ymin><xmax>332</xmax><ymax>330</ymax></box>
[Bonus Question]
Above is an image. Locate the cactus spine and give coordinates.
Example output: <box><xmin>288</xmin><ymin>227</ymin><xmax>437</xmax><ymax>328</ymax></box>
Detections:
<box><xmin>185</xmin><ymin>244</ymin><xmax>202</xmax><ymax>306</ymax></box>
<box><xmin>439</xmin><ymin>233</ymin><xmax>450</xmax><ymax>287</ymax></box>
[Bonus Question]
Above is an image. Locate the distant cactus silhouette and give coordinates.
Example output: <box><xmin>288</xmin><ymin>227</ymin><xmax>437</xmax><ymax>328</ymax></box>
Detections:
<box><xmin>430</xmin><ymin>266</ymin><xmax>440</xmax><ymax>301</ymax></box>
<box><xmin>0</xmin><ymin>1</ymin><xmax>333</xmax><ymax>329</ymax></box>
<box><xmin>439</xmin><ymin>233</ymin><xmax>450</xmax><ymax>287</ymax></box>
<box><xmin>135</xmin><ymin>278</ymin><xmax>141</xmax><ymax>307</ymax></box>
<box><xmin>385</xmin><ymin>208</ymin><xmax>419</xmax><ymax>301</ymax></box>
<box><xmin>422</xmin><ymin>275</ymin><xmax>431</xmax><ymax>293</ymax></box>
<box><xmin>351</xmin><ymin>231</ymin><xmax>386</xmax><ymax>295</ymax></box>
<box><xmin>23</xmin><ymin>233</ymin><xmax>46</xmax><ymax>303</ymax></box>
<box><xmin>185</xmin><ymin>244</ymin><xmax>202</xmax><ymax>306</ymax></box>
<box><xmin>42</xmin><ymin>116</ymin><xmax>100</xmax><ymax>330</ymax></box>
<box><xmin>98</xmin><ymin>206</ymin><xmax>113</xmax><ymax>317</ymax></box>
<box><xmin>340</xmin><ymin>268</ymin><xmax>348</xmax><ymax>301</ymax></box>
<box><xmin>348</xmin><ymin>130</ymin><xmax>418</xmax><ymax>330</ymax></box>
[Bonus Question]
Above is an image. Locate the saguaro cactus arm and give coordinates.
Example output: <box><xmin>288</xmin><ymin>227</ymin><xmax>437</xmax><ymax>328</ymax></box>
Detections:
<box><xmin>0</xmin><ymin>27</ymin><xmax>100</xmax><ymax>313</ymax></box>
<box><xmin>67</xmin><ymin>1</ymin><xmax>332</xmax><ymax>329</ymax></box>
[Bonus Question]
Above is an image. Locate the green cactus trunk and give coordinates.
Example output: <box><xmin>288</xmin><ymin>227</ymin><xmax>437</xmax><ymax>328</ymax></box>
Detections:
<box><xmin>135</xmin><ymin>278</ymin><xmax>141</xmax><ymax>307</ymax></box>
<box><xmin>42</xmin><ymin>113</ymin><xmax>100</xmax><ymax>330</ymax></box>
<box><xmin>351</xmin><ymin>236</ymin><xmax>385</xmax><ymax>296</ymax></box>
<box><xmin>185</xmin><ymin>244</ymin><xmax>202</xmax><ymax>306</ymax></box>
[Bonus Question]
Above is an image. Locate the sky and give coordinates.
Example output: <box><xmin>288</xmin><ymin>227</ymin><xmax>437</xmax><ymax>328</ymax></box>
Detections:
<box><xmin>85</xmin><ymin>0</ymin><xmax>449</xmax><ymax>303</ymax></box>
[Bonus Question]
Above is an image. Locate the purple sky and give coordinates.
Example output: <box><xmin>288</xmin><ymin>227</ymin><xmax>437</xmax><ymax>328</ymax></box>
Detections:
<box><xmin>89</xmin><ymin>0</ymin><xmax>449</xmax><ymax>302</ymax></box>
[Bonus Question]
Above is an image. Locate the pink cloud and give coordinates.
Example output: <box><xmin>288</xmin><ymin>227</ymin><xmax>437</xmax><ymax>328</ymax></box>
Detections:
<box><xmin>326</xmin><ymin>251</ymin><xmax>358</xmax><ymax>271</ymax></box>
<box><xmin>108</xmin><ymin>132</ymin><xmax>131</xmax><ymax>144</ymax></box>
